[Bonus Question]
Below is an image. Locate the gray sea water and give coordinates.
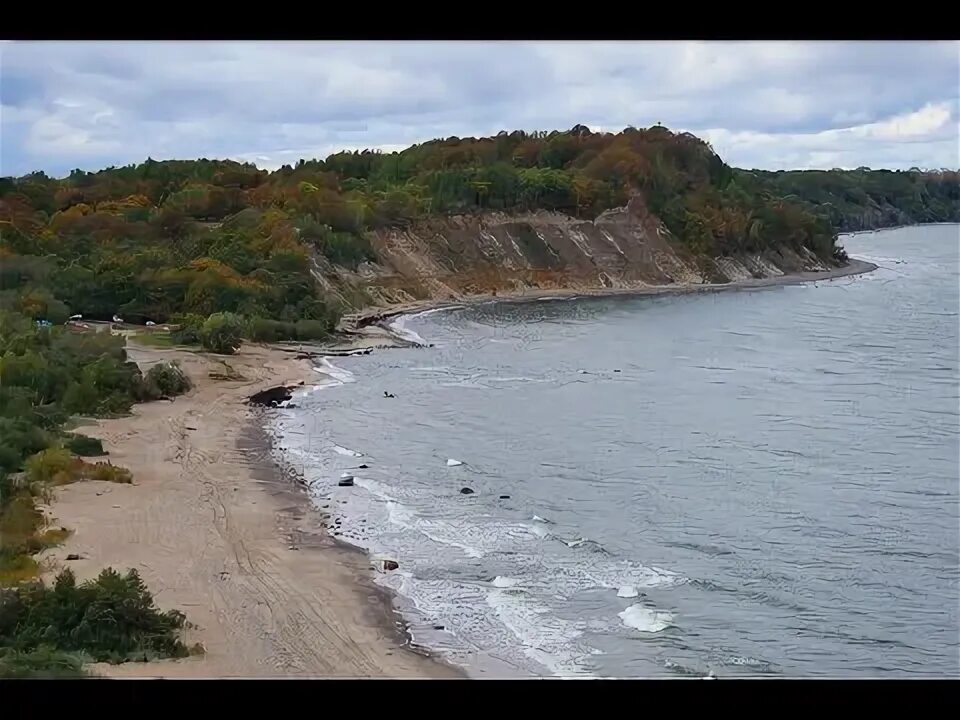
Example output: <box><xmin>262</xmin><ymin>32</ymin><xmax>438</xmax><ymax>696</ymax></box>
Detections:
<box><xmin>268</xmin><ymin>225</ymin><xmax>959</xmax><ymax>678</ymax></box>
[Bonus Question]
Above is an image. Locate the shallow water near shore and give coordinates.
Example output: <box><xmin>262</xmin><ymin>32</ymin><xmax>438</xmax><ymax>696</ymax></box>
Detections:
<box><xmin>268</xmin><ymin>225</ymin><xmax>959</xmax><ymax>678</ymax></box>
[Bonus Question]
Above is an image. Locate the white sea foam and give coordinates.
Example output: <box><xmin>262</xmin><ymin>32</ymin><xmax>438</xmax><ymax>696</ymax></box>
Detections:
<box><xmin>487</xmin><ymin>588</ymin><xmax>597</xmax><ymax>677</ymax></box>
<box><xmin>440</xmin><ymin>381</ymin><xmax>488</xmax><ymax>389</ymax></box>
<box><xmin>618</xmin><ymin>604</ymin><xmax>674</xmax><ymax>633</ymax></box>
<box><xmin>485</xmin><ymin>376</ymin><xmax>549</xmax><ymax>384</ymax></box>
<box><xmin>388</xmin><ymin>315</ymin><xmax>432</xmax><ymax>346</ymax></box>
<box><xmin>492</xmin><ymin>576</ymin><xmax>522</xmax><ymax>588</ymax></box>
<box><xmin>385</xmin><ymin>501</ymin><xmax>483</xmax><ymax>558</ymax></box>
<box><xmin>525</xmin><ymin>523</ymin><xmax>551</xmax><ymax>539</ymax></box>
<box><xmin>854</xmin><ymin>254</ymin><xmax>906</xmax><ymax>265</ymax></box>
<box><xmin>317</xmin><ymin>357</ymin><xmax>356</xmax><ymax>385</ymax></box>
<box><xmin>582</xmin><ymin>560</ymin><xmax>687</xmax><ymax>590</ymax></box>
<box><xmin>333</xmin><ymin>445</ymin><xmax>363</xmax><ymax>457</ymax></box>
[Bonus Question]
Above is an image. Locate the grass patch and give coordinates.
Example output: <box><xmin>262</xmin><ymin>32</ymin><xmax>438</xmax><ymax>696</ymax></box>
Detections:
<box><xmin>0</xmin><ymin>646</ymin><xmax>88</xmax><ymax>678</ymax></box>
<box><xmin>26</xmin><ymin>448</ymin><xmax>132</xmax><ymax>486</ymax></box>
<box><xmin>129</xmin><ymin>331</ymin><xmax>176</xmax><ymax>348</ymax></box>
<box><xmin>36</xmin><ymin>526</ymin><xmax>71</xmax><ymax>548</ymax></box>
<box><xmin>0</xmin><ymin>554</ymin><xmax>40</xmax><ymax>587</ymax></box>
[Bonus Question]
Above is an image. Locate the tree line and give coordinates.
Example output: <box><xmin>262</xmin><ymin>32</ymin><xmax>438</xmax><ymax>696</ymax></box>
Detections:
<box><xmin>4</xmin><ymin>125</ymin><xmax>956</xmax><ymax>337</ymax></box>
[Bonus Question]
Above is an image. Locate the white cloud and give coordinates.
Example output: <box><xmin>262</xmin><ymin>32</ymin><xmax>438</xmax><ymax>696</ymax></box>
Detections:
<box><xmin>701</xmin><ymin>101</ymin><xmax>959</xmax><ymax>170</ymax></box>
<box><xmin>1</xmin><ymin>40</ymin><xmax>958</xmax><ymax>176</ymax></box>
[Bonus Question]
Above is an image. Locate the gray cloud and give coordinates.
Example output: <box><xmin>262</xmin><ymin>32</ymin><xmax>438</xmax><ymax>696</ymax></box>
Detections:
<box><xmin>1</xmin><ymin>40</ymin><xmax>957</xmax><ymax>176</ymax></box>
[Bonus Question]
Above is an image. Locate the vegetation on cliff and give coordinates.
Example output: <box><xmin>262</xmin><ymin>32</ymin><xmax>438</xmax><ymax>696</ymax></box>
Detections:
<box><xmin>733</xmin><ymin>168</ymin><xmax>959</xmax><ymax>232</ymax></box>
<box><xmin>2</xmin><ymin>125</ymin><xmax>956</xmax><ymax>338</ymax></box>
<box><xmin>0</xmin><ymin>126</ymin><xmax>840</xmax><ymax>335</ymax></box>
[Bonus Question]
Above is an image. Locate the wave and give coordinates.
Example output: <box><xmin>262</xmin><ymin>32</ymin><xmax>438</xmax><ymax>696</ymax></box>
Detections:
<box><xmin>385</xmin><ymin>500</ymin><xmax>484</xmax><ymax>559</ymax></box>
<box><xmin>388</xmin><ymin>311</ymin><xmax>446</xmax><ymax>347</ymax></box>
<box><xmin>487</xmin><ymin>588</ymin><xmax>599</xmax><ymax>677</ymax></box>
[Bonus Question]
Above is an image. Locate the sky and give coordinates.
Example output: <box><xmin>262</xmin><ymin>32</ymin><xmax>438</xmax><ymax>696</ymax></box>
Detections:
<box><xmin>1</xmin><ymin>40</ymin><xmax>958</xmax><ymax>178</ymax></box>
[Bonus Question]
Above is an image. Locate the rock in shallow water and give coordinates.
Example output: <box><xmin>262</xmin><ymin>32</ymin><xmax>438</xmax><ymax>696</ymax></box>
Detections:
<box><xmin>459</xmin><ymin>487</ymin><xmax>475</xmax><ymax>495</ymax></box>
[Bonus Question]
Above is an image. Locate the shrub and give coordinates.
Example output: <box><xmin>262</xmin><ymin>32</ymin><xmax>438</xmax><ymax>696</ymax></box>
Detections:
<box><xmin>0</xmin><ymin>568</ymin><xmax>189</xmax><ymax>664</ymax></box>
<box><xmin>247</xmin><ymin>316</ymin><xmax>332</xmax><ymax>343</ymax></box>
<box><xmin>0</xmin><ymin>646</ymin><xmax>87</xmax><ymax>678</ymax></box>
<box><xmin>142</xmin><ymin>361</ymin><xmax>192</xmax><ymax>399</ymax></box>
<box><xmin>0</xmin><ymin>553</ymin><xmax>40</xmax><ymax>587</ymax></box>
<box><xmin>79</xmin><ymin>462</ymin><xmax>132</xmax><ymax>484</ymax></box>
<box><xmin>247</xmin><ymin>317</ymin><xmax>288</xmax><ymax>343</ymax></box>
<box><xmin>64</xmin><ymin>433</ymin><xmax>106</xmax><ymax>457</ymax></box>
<box><xmin>23</xmin><ymin>448</ymin><xmax>131</xmax><ymax>487</ymax></box>
<box><xmin>171</xmin><ymin>313</ymin><xmax>206</xmax><ymax>345</ymax></box>
<box><xmin>199</xmin><ymin>312</ymin><xmax>244</xmax><ymax>355</ymax></box>
<box><xmin>294</xmin><ymin>319</ymin><xmax>331</xmax><ymax>340</ymax></box>
<box><xmin>24</xmin><ymin>447</ymin><xmax>74</xmax><ymax>484</ymax></box>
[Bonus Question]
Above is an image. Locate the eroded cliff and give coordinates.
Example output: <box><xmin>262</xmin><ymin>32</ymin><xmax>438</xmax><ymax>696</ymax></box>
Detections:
<box><xmin>318</xmin><ymin>196</ymin><xmax>837</xmax><ymax>322</ymax></box>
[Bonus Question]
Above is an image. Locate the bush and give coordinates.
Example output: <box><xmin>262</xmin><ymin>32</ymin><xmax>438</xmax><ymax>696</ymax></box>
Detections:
<box><xmin>64</xmin><ymin>433</ymin><xmax>106</xmax><ymax>457</ymax></box>
<box><xmin>79</xmin><ymin>462</ymin><xmax>132</xmax><ymax>484</ymax></box>
<box><xmin>247</xmin><ymin>317</ymin><xmax>286</xmax><ymax>342</ymax></box>
<box><xmin>24</xmin><ymin>448</ymin><xmax>131</xmax><ymax>487</ymax></box>
<box><xmin>199</xmin><ymin>312</ymin><xmax>244</xmax><ymax>355</ymax></box>
<box><xmin>170</xmin><ymin>313</ymin><xmax>205</xmax><ymax>345</ymax></box>
<box><xmin>294</xmin><ymin>319</ymin><xmax>331</xmax><ymax>340</ymax></box>
<box><xmin>141</xmin><ymin>361</ymin><xmax>192</xmax><ymax>399</ymax></box>
<box><xmin>0</xmin><ymin>646</ymin><xmax>87</xmax><ymax>678</ymax></box>
<box><xmin>247</xmin><ymin>316</ymin><xmax>332</xmax><ymax>343</ymax></box>
<box><xmin>24</xmin><ymin>447</ymin><xmax>74</xmax><ymax>484</ymax></box>
<box><xmin>0</xmin><ymin>553</ymin><xmax>40</xmax><ymax>587</ymax></box>
<box><xmin>0</xmin><ymin>568</ymin><xmax>189</xmax><ymax>664</ymax></box>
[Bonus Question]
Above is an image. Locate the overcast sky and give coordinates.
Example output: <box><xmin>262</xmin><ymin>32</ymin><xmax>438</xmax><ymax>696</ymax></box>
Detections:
<box><xmin>2</xmin><ymin>41</ymin><xmax>958</xmax><ymax>178</ymax></box>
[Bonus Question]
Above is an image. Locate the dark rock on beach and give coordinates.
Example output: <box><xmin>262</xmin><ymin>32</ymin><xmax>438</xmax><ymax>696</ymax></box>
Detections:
<box><xmin>247</xmin><ymin>385</ymin><xmax>294</xmax><ymax>407</ymax></box>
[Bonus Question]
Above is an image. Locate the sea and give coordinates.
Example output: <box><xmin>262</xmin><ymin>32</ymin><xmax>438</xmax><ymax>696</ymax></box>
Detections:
<box><xmin>267</xmin><ymin>224</ymin><xmax>959</xmax><ymax>678</ymax></box>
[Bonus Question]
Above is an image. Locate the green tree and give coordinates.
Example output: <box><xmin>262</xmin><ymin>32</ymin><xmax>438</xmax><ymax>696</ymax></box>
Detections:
<box><xmin>199</xmin><ymin>312</ymin><xmax>244</xmax><ymax>355</ymax></box>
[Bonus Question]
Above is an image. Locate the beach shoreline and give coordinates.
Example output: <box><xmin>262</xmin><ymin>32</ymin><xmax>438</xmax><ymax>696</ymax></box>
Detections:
<box><xmin>343</xmin><ymin>258</ymin><xmax>878</xmax><ymax>335</ymax></box>
<box><xmin>38</xmin><ymin>257</ymin><xmax>876</xmax><ymax>679</ymax></box>
<box><xmin>40</xmin><ymin>343</ymin><xmax>462</xmax><ymax>678</ymax></box>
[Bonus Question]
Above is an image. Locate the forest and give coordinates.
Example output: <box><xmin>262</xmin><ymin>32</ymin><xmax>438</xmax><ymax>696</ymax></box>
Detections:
<box><xmin>733</xmin><ymin>167</ymin><xmax>959</xmax><ymax>232</ymax></box>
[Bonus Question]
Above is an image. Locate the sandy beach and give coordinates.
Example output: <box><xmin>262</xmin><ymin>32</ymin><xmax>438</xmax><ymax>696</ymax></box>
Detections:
<box><xmin>41</xmin><ymin>342</ymin><xmax>460</xmax><ymax>678</ymax></box>
<box><xmin>37</xmin><ymin>258</ymin><xmax>876</xmax><ymax>679</ymax></box>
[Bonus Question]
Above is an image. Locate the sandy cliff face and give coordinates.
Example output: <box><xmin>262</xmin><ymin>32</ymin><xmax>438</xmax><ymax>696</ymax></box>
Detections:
<box><xmin>317</xmin><ymin>197</ymin><xmax>835</xmax><ymax>315</ymax></box>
